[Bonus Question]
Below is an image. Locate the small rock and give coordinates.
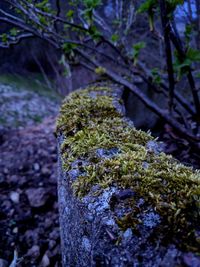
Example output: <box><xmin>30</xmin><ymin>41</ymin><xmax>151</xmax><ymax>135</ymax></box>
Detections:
<box><xmin>102</xmin><ymin>217</ymin><xmax>116</xmax><ymax>226</ymax></box>
<box><xmin>48</xmin><ymin>240</ymin><xmax>56</xmax><ymax>250</ymax></box>
<box><xmin>49</xmin><ymin>228</ymin><xmax>59</xmax><ymax>241</ymax></box>
<box><xmin>0</xmin><ymin>258</ymin><xmax>8</xmax><ymax>267</ymax></box>
<box><xmin>24</xmin><ymin>230</ymin><xmax>39</xmax><ymax>246</ymax></box>
<box><xmin>13</xmin><ymin>227</ymin><xmax>18</xmax><ymax>234</ymax></box>
<box><xmin>183</xmin><ymin>253</ymin><xmax>200</xmax><ymax>267</ymax></box>
<box><xmin>160</xmin><ymin>246</ymin><xmax>179</xmax><ymax>267</ymax></box>
<box><xmin>41</xmin><ymin>166</ymin><xmax>51</xmax><ymax>176</ymax></box>
<box><xmin>82</xmin><ymin>237</ymin><xmax>91</xmax><ymax>252</ymax></box>
<box><xmin>122</xmin><ymin>228</ymin><xmax>133</xmax><ymax>244</ymax></box>
<box><xmin>25</xmin><ymin>188</ymin><xmax>48</xmax><ymax>207</ymax></box>
<box><xmin>0</xmin><ymin>176</ymin><xmax>5</xmax><ymax>185</ymax></box>
<box><xmin>27</xmin><ymin>245</ymin><xmax>40</xmax><ymax>259</ymax></box>
<box><xmin>10</xmin><ymin>191</ymin><xmax>20</xmax><ymax>204</ymax></box>
<box><xmin>33</xmin><ymin>163</ymin><xmax>40</xmax><ymax>171</ymax></box>
<box><xmin>1</xmin><ymin>200</ymin><xmax>12</xmax><ymax>214</ymax></box>
<box><xmin>44</xmin><ymin>218</ymin><xmax>52</xmax><ymax>229</ymax></box>
<box><xmin>40</xmin><ymin>253</ymin><xmax>50</xmax><ymax>267</ymax></box>
<box><xmin>8</xmin><ymin>175</ymin><xmax>18</xmax><ymax>184</ymax></box>
<box><xmin>3</xmin><ymin>168</ymin><xmax>8</xmax><ymax>174</ymax></box>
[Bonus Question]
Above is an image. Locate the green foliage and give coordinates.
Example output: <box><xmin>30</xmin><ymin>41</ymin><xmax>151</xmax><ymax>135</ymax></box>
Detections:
<box><xmin>82</xmin><ymin>0</ymin><xmax>101</xmax><ymax>25</ymax></box>
<box><xmin>132</xmin><ymin>42</ymin><xmax>146</xmax><ymax>65</ymax></box>
<box><xmin>39</xmin><ymin>15</ymin><xmax>48</xmax><ymax>25</ymax></box>
<box><xmin>1</xmin><ymin>33</ymin><xmax>7</xmax><ymax>43</ymax></box>
<box><xmin>186</xmin><ymin>47</ymin><xmax>200</xmax><ymax>62</ymax></box>
<box><xmin>174</xmin><ymin>48</ymin><xmax>200</xmax><ymax>79</ymax></box>
<box><xmin>151</xmin><ymin>68</ymin><xmax>161</xmax><ymax>85</ymax></box>
<box><xmin>111</xmin><ymin>34</ymin><xmax>119</xmax><ymax>44</ymax></box>
<box><xmin>35</xmin><ymin>0</ymin><xmax>51</xmax><ymax>12</ymax></box>
<box><xmin>166</xmin><ymin>0</ymin><xmax>184</xmax><ymax>12</ymax></box>
<box><xmin>137</xmin><ymin>0</ymin><xmax>157</xmax><ymax>14</ymax></box>
<box><xmin>137</xmin><ymin>0</ymin><xmax>157</xmax><ymax>31</ymax></box>
<box><xmin>66</xmin><ymin>10</ymin><xmax>74</xmax><ymax>19</ymax></box>
<box><xmin>184</xmin><ymin>24</ymin><xmax>193</xmax><ymax>45</ymax></box>
<box><xmin>62</xmin><ymin>43</ymin><xmax>77</xmax><ymax>54</ymax></box>
<box><xmin>82</xmin><ymin>8</ymin><xmax>93</xmax><ymax>24</ymax></box>
<box><xmin>10</xmin><ymin>28</ymin><xmax>18</xmax><ymax>37</ymax></box>
<box><xmin>195</xmin><ymin>72</ymin><xmax>200</xmax><ymax>78</ymax></box>
<box><xmin>95</xmin><ymin>66</ymin><xmax>106</xmax><ymax>75</ymax></box>
<box><xmin>137</xmin><ymin>0</ymin><xmax>184</xmax><ymax>29</ymax></box>
<box><xmin>83</xmin><ymin>0</ymin><xmax>101</xmax><ymax>9</ymax></box>
<box><xmin>138</xmin><ymin>0</ymin><xmax>183</xmax><ymax>13</ymax></box>
<box><xmin>88</xmin><ymin>25</ymin><xmax>101</xmax><ymax>41</ymax></box>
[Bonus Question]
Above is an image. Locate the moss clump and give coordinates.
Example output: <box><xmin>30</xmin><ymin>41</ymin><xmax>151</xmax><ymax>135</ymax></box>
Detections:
<box><xmin>57</xmin><ymin>85</ymin><xmax>200</xmax><ymax>251</ymax></box>
<box><xmin>56</xmin><ymin>86</ymin><xmax>118</xmax><ymax>136</ymax></box>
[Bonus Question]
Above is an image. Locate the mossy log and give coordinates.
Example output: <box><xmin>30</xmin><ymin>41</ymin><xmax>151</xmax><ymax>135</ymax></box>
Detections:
<box><xmin>56</xmin><ymin>83</ymin><xmax>200</xmax><ymax>267</ymax></box>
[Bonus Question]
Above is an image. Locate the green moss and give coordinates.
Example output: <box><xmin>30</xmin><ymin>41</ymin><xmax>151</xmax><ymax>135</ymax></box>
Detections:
<box><xmin>56</xmin><ymin>85</ymin><xmax>200</xmax><ymax>251</ymax></box>
<box><xmin>56</xmin><ymin>86</ymin><xmax>116</xmax><ymax>136</ymax></box>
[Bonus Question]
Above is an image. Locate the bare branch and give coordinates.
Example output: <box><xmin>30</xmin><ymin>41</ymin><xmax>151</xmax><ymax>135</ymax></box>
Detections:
<box><xmin>77</xmin><ymin>48</ymin><xmax>200</xmax><ymax>141</ymax></box>
<box><xmin>0</xmin><ymin>32</ymin><xmax>33</xmax><ymax>48</ymax></box>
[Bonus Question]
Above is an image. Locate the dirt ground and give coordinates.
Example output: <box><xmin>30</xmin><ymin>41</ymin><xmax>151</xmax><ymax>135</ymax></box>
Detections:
<box><xmin>0</xmin><ymin>117</ymin><xmax>61</xmax><ymax>266</ymax></box>
<box><xmin>0</xmin><ymin>83</ymin><xmax>61</xmax><ymax>266</ymax></box>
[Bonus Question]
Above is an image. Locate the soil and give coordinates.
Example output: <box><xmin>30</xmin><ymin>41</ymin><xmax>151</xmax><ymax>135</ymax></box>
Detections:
<box><xmin>0</xmin><ymin>84</ymin><xmax>61</xmax><ymax>266</ymax></box>
<box><xmin>0</xmin><ymin>117</ymin><xmax>61</xmax><ymax>266</ymax></box>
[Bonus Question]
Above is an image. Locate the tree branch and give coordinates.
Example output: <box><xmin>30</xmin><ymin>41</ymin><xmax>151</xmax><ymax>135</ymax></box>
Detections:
<box><xmin>76</xmin><ymin>48</ymin><xmax>200</xmax><ymax>142</ymax></box>
<box><xmin>159</xmin><ymin>0</ymin><xmax>175</xmax><ymax>114</ymax></box>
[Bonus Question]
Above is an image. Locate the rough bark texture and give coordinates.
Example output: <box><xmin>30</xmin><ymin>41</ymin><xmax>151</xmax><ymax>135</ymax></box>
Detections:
<box><xmin>57</xmin><ymin>83</ymin><xmax>200</xmax><ymax>267</ymax></box>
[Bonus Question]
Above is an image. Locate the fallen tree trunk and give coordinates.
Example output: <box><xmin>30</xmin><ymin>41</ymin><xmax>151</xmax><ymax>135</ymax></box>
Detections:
<box><xmin>56</xmin><ymin>83</ymin><xmax>200</xmax><ymax>267</ymax></box>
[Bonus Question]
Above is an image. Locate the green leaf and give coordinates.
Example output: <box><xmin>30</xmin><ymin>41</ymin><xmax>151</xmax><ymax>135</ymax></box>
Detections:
<box><xmin>184</xmin><ymin>24</ymin><xmax>193</xmax><ymax>45</ymax></box>
<box><xmin>1</xmin><ymin>33</ymin><xmax>7</xmax><ymax>43</ymax></box>
<box><xmin>137</xmin><ymin>0</ymin><xmax>156</xmax><ymax>14</ymax></box>
<box><xmin>111</xmin><ymin>34</ymin><xmax>119</xmax><ymax>43</ymax></box>
<box><xmin>195</xmin><ymin>72</ymin><xmax>200</xmax><ymax>78</ymax></box>
<box><xmin>166</xmin><ymin>0</ymin><xmax>184</xmax><ymax>10</ymax></box>
<box><xmin>88</xmin><ymin>25</ymin><xmax>101</xmax><ymax>41</ymax></box>
<box><xmin>66</xmin><ymin>10</ymin><xmax>74</xmax><ymax>19</ymax></box>
<box><xmin>174</xmin><ymin>47</ymin><xmax>200</xmax><ymax>80</ymax></box>
<box><xmin>95</xmin><ymin>66</ymin><xmax>106</xmax><ymax>75</ymax></box>
<box><xmin>83</xmin><ymin>0</ymin><xmax>101</xmax><ymax>9</ymax></box>
<box><xmin>186</xmin><ymin>47</ymin><xmax>200</xmax><ymax>62</ymax></box>
<box><xmin>132</xmin><ymin>42</ymin><xmax>146</xmax><ymax>65</ymax></box>
<box><xmin>82</xmin><ymin>0</ymin><xmax>101</xmax><ymax>23</ymax></box>
<box><xmin>35</xmin><ymin>0</ymin><xmax>48</xmax><ymax>9</ymax></box>
<box><xmin>10</xmin><ymin>28</ymin><xmax>18</xmax><ymax>37</ymax></box>
<box><xmin>133</xmin><ymin>42</ymin><xmax>146</xmax><ymax>50</ymax></box>
<box><xmin>151</xmin><ymin>68</ymin><xmax>162</xmax><ymax>85</ymax></box>
<box><xmin>82</xmin><ymin>8</ymin><xmax>93</xmax><ymax>24</ymax></box>
<box><xmin>62</xmin><ymin>43</ymin><xmax>77</xmax><ymax>54</ymax></box>
<box><xmin>39</xmin><ymin>15</ymin><xmax>48</xmax><ymax>25</ymax></box>
<box><xmin>137</xmin><ymin>0</ymin><xmax>157</xmax><ymax>30</ymax></box>
<box><xmin>173</xmin><ymin>50</ymin><xmax>190</xmax><ymax>80</ymax></box>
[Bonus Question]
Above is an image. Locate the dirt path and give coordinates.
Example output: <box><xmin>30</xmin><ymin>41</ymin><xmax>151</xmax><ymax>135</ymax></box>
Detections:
<box><xmin>0</xmin><ymin>117</ymin><xmax>61</xmax><ymax>266</ymax></box>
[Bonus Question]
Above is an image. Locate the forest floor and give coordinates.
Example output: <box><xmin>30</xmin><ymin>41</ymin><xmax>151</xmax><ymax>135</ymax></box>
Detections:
<box><xmin>0</xmin><ymin>80</ymin><xmax>199</xmax><ymax>267</ymax></box>
<box><xmin>0</xmin><ymin>82</ymin><xmax>61</xmax><ymax>266</ymax></box>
